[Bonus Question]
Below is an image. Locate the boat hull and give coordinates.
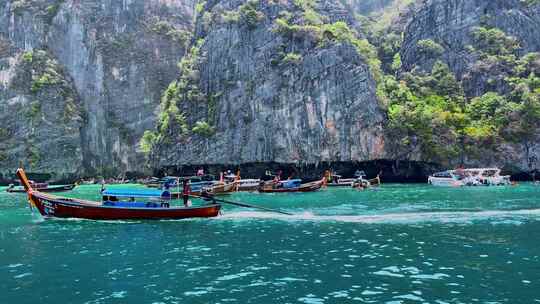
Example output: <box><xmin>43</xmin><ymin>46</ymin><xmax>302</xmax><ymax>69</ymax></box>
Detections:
<box><xmin>14</xmin><ymin>168</ymin><xmax>221</xmax><ymax>220</ymax></box>
<box><xmin>259</xmin><ymin>181</ymin><xmax>322</xmax><ymax>193</ymax></box>
<box><xmin>206</xmin><ymin>182</ymin><xmax>237</xmax><ymax>195</ymax></box>
<box><xmin>353</xmin><ymin>176</ymin><xmax>381</xmax><ymax>189</ymax></box>
<box><xmin>7</xmin><ymin>184</ymin><xmax>76</xmax><ymax>193</ymax></box>
<box><xmin>235</xmin><ymin>179</ymin><xmax>261</xmax><ymax>192</ymax></box>
<box><xmin>428</xmin><ymin>177</ymin><xmax>463</xmax><ymax>187</ymax></box>
<box><xmin>237</xmin><ymin>185</ymin><xmax>260</xmax><ymax>192</ymax></box>
<box><xmin>326</xmin><ymin>182</ymin><xmax>354</xmax><ymax>187</ymax></box>
<box><xmin>28</xmin><ymin>192</ymin><xmax>221</xmax><ymax>220</ymax></box>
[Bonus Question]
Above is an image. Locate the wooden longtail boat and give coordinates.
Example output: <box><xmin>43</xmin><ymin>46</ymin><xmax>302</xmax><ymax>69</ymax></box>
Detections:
<box><xmin>224</xmin><ymin>171</ymin><xmax>260</xmax><ymax>192</ymax></box>
<box><xmin>16</xmin><ymin>169</ymin><xmax>221</xmax><ymax>220</ymax></box>
<box><xmin>325</xmin><ymin>176</ymin><xmax>356</xmax><ymax>187</ymax></box>
<box><xmin>258</xmin><ymin>179</ymin><xmax>323</xmax><ymax>193</ymax></box>
<box><xmin>161</xmin><ymin>184</ymin><xmax>234</xmax><ymax>197</ymax></box>
<box><xmin>6</xmin><ymin>183</ymin><xmax>76</xmax><ymax>193</ymax></box>
<box><xmin>323</xmin><ymin>170</ymin><xmax>381</xmax><ymax>190</ymax></box>
<box><xmin>146</xmin><ymin>176</ymin><xmax>216</xmax><ymax>189</ymax></box>
<box><xmin>352</xmin><ymin>175</ymin><xmax>381</xmax><ymax>189</ymax></box>
<box><xmin>205</xmin><ymin>181</ymin><xmax>237</xmax><ymax>195</ymax></box>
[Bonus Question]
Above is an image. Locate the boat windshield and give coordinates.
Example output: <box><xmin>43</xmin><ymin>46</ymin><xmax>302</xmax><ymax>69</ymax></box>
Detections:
<box><xmin>433</xmin><ymin>171</ymin><xmax>452</xmax><ymax>178</ymax></box>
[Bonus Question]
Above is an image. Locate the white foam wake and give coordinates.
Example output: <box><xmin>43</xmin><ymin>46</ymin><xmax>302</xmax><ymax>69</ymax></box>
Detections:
<box><xmin>218</xmin><ymin>208</ymin><xmax>540</xmax><ymax>224</ymax></box>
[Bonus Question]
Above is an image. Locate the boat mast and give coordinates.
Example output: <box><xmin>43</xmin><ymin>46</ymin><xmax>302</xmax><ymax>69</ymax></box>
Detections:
<box><xmin>16</xmin><ymin>168</ymin><xmax>37</xmax><ymax>211</ymax></box>
<box><xmin>16</xmin><ymin>168</ymin><xmax>33</xmax><ymax>192</ymax></box>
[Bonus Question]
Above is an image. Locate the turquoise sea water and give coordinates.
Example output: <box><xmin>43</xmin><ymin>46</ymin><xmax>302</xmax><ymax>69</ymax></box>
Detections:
<box><xmin>1</xmin><ymin>184</ymin><xmax>540</xmax><ymax>303</ymax></box>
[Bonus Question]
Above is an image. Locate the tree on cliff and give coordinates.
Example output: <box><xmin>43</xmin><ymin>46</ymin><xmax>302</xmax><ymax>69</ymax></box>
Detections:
<box><xmin>503</xmin><ymin>91</ymin><xmax>540</xmax><ymax>168</ymax></box>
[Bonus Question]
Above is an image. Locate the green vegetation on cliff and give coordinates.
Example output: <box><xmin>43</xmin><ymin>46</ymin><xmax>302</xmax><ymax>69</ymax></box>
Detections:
<box><xmin>149</xmin><ymin>18</ymin><xmax>191</xmax><ymax>47</ymax></box>
<box><xmin>273</xmin><ymin>6</ymin><xmax>382</xmax><ymax>82</ymax></box>
<box><xmin>192</xmin><ymin>121</ymin><xmax>215</xmax><ymax>137</ymax></box>
<box><xmin>142</xmin><ymin>37</ymin><xmax>206</xmax><ymax>154</ymax></box>
<box><xmin>15</xmin><ymin>50</ymin><xmax>82</xmax><ymax>123</ymax></box>
<box><xmin>145</xmin><ymin>0</ymin><xmax>540</xmax><ymax>170</ymax></box>
<box><xmin>381</xmin><ymin>25</ymin><xmax>540</xmax><ymax>165</ymax></box>
<box><xmin>416</xmin><ymin>39</ymin><xmax>444</xmax><ymax>58</ymax></box>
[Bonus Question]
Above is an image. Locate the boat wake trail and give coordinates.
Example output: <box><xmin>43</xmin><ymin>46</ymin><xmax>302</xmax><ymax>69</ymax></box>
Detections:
<box><xmin>219</xmin><ymin>208</ymin><xmax>540</xmax><ymax>224</ymax></box>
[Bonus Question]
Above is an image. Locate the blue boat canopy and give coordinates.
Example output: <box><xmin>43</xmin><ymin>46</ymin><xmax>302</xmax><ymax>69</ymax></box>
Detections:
<box><xmin>102</xmin><ymin>188</ymin><xmax>172</xmax><ymax>198</ymax></box>
<box><xmin>281</xmin><ymin>179</ymin><xmax>302</xmax><ymax>189</ymax></box>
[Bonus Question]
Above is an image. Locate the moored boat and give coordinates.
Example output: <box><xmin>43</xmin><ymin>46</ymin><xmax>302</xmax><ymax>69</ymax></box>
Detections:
<box><xmin>145</xmin><ymin>175</ymin><xmax>216</xmax><ymax>189</ymax></box>
<box><xmin>352</xmin><ymin>175</ymin><xmax>381</xmax><ymax>190</ymax></box>
<box><xmin>6</xmin><ymin>182</ymin><xmax>76</xmax><ymax>193</ymax></box>
<box><xmin>428</xmin><ymin>168</ymin><xmax>511</xmax><ymax>187</ymax></box>
<box><xmin>323</xmin><ymin>170</ymin><xmax>377</xmax><ymax>188</ymax></box>
<box><xmin>235</xmin><ymin>179</ymin><xmax>261</xmax><ymax>191</ymax></box>
<box><xmin>16</xmin><ymin>169</ymin><xmax>221</xmax><ymax>220</ymax></box>
<box><xmin>258</xmin><ymin>179</ymin><xmax>323</xmax><ymax>193</ymax></box>
<box><xmin>325</xmin><ymin>174</ymin><xmax>356</xmax><ymax>187</ymax></box>
<box><xmin>326</xmin><ymin>174</ymin><xmax>358</xmax><ymax>187</ymax></box>
<box><xmin>223</xmin><ymin>171</ymin><xmax>260</xmax><ymax>192</ymax></box>
<box><xmin>204</xmin><ymin>181</ymin><xmax>237</xmax><ymax>195</ymax></box>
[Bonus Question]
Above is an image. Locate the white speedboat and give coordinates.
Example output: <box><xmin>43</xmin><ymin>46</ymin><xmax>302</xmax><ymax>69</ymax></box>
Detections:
<box><xmin>428</xmin><ymin>168</ymin><xmax>511</xmax><ymax>187</ymax></box>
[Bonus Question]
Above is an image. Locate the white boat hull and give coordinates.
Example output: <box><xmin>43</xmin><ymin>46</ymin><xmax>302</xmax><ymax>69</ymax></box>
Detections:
<box><xmin>428</xmin><ymin>168</ymin><xmax>512</xmax><ymax>187</ymax></box>
<box><xmin>428</xmin><ymin>177</ymin><xmax>463</xmax><ymax>187</ymax></box>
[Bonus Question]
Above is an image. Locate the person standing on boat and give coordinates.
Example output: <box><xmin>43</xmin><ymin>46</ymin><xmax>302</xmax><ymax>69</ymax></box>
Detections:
<box><xmin>182</xmin><ymin>179</ymin><xmax>191</xmax><ymax>207</ymax></box>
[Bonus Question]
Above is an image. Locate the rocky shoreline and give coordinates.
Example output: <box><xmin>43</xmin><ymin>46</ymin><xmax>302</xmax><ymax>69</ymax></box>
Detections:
<box><xmin>1</xmin><ymin>160</ymin><xmax>538</xmax><ymax>186</ymax></box>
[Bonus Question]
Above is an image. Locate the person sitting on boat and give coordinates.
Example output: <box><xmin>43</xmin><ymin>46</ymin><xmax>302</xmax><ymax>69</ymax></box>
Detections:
<box><xmin>274</xmin><ymin>170</ymin><xmax>282</xmax><ymax>182</ymax></box>
<box><xmin>272</xmin><ymin>172</ymin><xmax>282</xmax><ymax>189</ymax></box>
<box><xmin>455</xmin><ymin>166</ymin><xmax>465</xmax><ymax>179</ymax></box>
<box><xmin>182</xmin><ymin>179</ymin><xmax>191</xmax><ymax>207</ymax></box>
<box><xmin>197</xmin><ymin>168</ymin><xmax>204</xmax><ymax>176</ymax></box>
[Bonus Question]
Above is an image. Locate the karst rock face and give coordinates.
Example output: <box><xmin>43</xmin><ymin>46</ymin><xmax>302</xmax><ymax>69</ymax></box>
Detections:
<box><xmin>0</xmin><ymin>0</ymin><xmax>195</xmax><ymax>178</ymax></box>
<box><xmin>0</xmin><ymin>0</ymin><xmax>539</xmax><ymax>179</ymax></box>
<box><xmin>398</xmin><ymin>0</ymin><xmax>540</xmax><ymax>169</ymax></box>
<box><xmin>342</xmin><ymin>0</ymin><xmax>402</xmax><ymax>16</ymax></box>
<box><xmin>400</xmin><ymin>0</ymin><xmax>540</xmax><ymax>92</ymax></box>
<box><xmin>151</xmin><ymin>0</ymin><xmax>386</xmax><ymax>167</ymax></box>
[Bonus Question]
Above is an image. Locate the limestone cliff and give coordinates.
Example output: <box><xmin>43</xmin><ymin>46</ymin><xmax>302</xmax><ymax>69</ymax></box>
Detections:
<box><xmin>151</xmin><ymin>0</ymin><xmax>386</xmax><ymax>167</ymax></box>
<box><xmin>1</xmin><ymin>0</ymin><xmax>539</xmax><ymax>180</ymax></box>
<box><xmin>394</xmin><ymin>0</ymin><xmax>540</xmax><ymax>170</ymax></box>
<box><xmin>0</xmin><ymin>0</ymin><xmax>196</xmax><ymax>178</ymax></box>
<box><xmin>400</xmin><ymin>0</ymin><xmax>540</xmax><ymax>96</ymax></box>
